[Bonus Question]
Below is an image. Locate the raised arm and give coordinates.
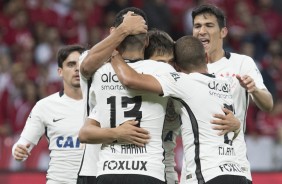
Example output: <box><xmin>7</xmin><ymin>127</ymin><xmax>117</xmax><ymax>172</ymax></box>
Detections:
<box><xmin>78</xmin><ymin>118</ymin><xmax>150</xmax><ymax>147</ymax></box>
<box><xmin>80</xmin><ymin>12</ymin><xmax>148</xmax><ymax>79</ymax></box>
<box><xmin>111</xmin><ymin>52</ymin><xmax>163</xmax><ymax>94</ymax></box>
<box><xmin>236</xmin><ymin>74</ymin><xmax>273</xmax><ymax>112</ymax></box>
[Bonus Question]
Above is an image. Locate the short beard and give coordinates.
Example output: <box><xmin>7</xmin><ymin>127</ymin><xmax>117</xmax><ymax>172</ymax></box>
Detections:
<box><xmin>73</xmin><ymin>83</ymin><xmax>81</xmax><ymax>88</ymax></box>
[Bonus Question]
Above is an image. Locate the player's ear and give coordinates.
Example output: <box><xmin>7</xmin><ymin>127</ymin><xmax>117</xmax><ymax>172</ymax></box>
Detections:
<box><xmin>145</xmin><ymin>35</ymin><xmax>149</xmax><ymax>48</ymax></box>
<box><xmin>58</xmin><ymin>67</ymin><xmax>63</xmax><ymax>77</ymax></box>
<box><xmin>220</xmin><ymin>27</ymin><xmax>228</xmax><ymax>39</ymax></box>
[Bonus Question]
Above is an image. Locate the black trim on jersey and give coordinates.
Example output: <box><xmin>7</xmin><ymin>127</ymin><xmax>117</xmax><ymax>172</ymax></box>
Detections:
<box><xmin>87</xmin><ymin>77</ymin><xmax>93</xmax><ymax>116</ymax></box>
<box><xmin>179</xmin><ymin>115</ymin><xmax>182</xmax><ymax>125</ymax></box>
<box><xmin>59</xmin><ymin>90</ymin><xmax>64</xmax><ymax>97</ymax></box>
<box><xmin>125</xmin><ymin>59</ymin><xmax>143</xmax><ymax>63</ymax></box>
<box><xmin>202</xmin><ymin>73</ymin><xmax>215</xmax><ymax>78</ymax></box>
<box><xmin>172</xmin><ymin>97</ymin><xmax>205</xmax><ymax>183</ymax></box>
<box><xmin>243</xmin><ymin>90</ymin><xmax>249</xmax><ymax>133</ymax></box>
<box><xmin>77</xmin><ymin>144</ymin><xmax>87</xmax><ymax>176</ymax></box>
<box><xmin>44</xmin><ymin>127</ymin><xmax>50</xmax><ymax>176</ymax></box>
<box><xmin>78</xmin><ymin>77</ymin><xmax>93</xmax><ymax>176</ymax></box>
<box><xmin>224</xmin><ymin>51</ymin><xmax>231</xmax><ymax>59</ymax></box>
<box><xmin>162</xmin><ymin>105</ymin><xmax>167</xmax><ymax>184</ymax></box>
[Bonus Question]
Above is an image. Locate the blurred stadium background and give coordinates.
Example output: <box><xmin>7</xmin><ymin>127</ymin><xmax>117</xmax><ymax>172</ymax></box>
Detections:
<box><xmin>0</xmin><ymin>0</ymin><xmax>282</xmax><ymax>183</ymax></box>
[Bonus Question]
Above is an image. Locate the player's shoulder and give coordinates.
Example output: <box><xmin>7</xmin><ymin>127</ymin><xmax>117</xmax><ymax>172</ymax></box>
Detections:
<box><xmin>96</xmin><ymin>62</ymin><xmax>111</xmax><ymax>70</ymax></box>
<box><xmin>79</xmin><ymin>50</ymin><xmax>89</xmax><ymax>64</ymax></box>
<box><xmin>138</xmin><ymin>59</ymin><xmax>176</xmax><ymax>72</ymax></box>
<box><xmin>229</xmin><ymin>52</ymin><xmax>255</xmax><ymax>64</ymax></box>
<box><xmin>36</xmin><ymin>92</ymin><xmax>62</xmax><ymax>107</ymax></box>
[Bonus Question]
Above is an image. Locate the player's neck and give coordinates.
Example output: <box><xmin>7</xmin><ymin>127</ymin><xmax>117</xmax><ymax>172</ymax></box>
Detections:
<box><xmin>207</xmin><ymin>49</ymin><xmax>225</xmax><ymax>63</ymax></box>
<box><xmin>64</xmin><ymin>86</ymin><xmax>82</xmax><ymax>100</ymax></box>
<box><xmin>181</xmin><ymin>66</ymin><xmax>208</xmax><ymax>74</ymax></box>
<box><xmin>121</xmin><ymin>51</ymin><xmax>144</xmax><ymax>61</ymax></box>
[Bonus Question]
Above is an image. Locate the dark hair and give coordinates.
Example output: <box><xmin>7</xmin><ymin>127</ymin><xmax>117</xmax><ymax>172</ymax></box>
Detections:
<box><xmin>113</xmin><ymin>7</ymin><xmax>148</xmax><ymax>27</ymax></box>
<box><xmin>192</xmin><ymin>4</ymin><xmax>226</xmax><ymax>29</ymax></box>
<box><xmin>144</xmin><ymin>29</ymin><xmax>174</xmax><ymax>59</ymax></box>
<box><xmin>114</xmin><ymin>7</ymin><xmax>148</xmax><ymax>53</ymax></box>
<box><xmin>174</xmin><ymin>36</ymin><xmax>206</xmax><ymax>70</ymax></box>
<box><xmin>57</xmin><ymin>45</ymin><xmax>86</xmax><ymax>68</ymax></box>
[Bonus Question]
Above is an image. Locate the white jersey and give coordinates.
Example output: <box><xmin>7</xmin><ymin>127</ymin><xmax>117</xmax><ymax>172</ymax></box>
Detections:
<box><xmin>155</xmin><ymin>72</ymin><xmax>246</xmax><ymax>184</ymax></box>
<box><xmin>163</xmin><ymin>98</ymin><xmax>181</xmax><ymax>184</ymax></box>
<box><xmin>77</xmin><ymin>50</ymin><xmax>101</xmax><ymax>176</ymax></box>
<box><xmin>20</xmin><ymin>92</ymin><xmax>84</xmax><ymax>184</ymax></box>
<box><xmin>89</xmin><ymin>59</ymin><xmax>176</xmax><ymax>181</ymax></box>
<box><xmin>207</xmin><ymin>52</ymin><xmax>267</xmax><ymax>181</ymax></box>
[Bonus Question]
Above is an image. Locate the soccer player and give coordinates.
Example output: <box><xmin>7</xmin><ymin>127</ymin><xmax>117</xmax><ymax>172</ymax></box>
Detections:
<box><xmin>77</xmin><ymin>9</ymin><xmax>150</xmax><ymax>184</ymax></box>
<box><xmin>191</xmin><ymin>4</ymin><xmax>273</xmax><ymax>183</ymax></box>
<box><xmin>144</xmin><ymin>29</ymin><xmax>180</xmax><ymax>184</ymax></box>
<box><xmin>12</xmin><ymin>45</ymin><xmax>86</xmax><ymax>184</ymax></box>
<box><xmin>110</xmin><ymin>35</ymin><xmax>247</xmax><ymax>184</ymax></box>
<box><xmin>78</xmin><ymin>7</ymin><xmax>176</xmax><ymax>184</ymax></box>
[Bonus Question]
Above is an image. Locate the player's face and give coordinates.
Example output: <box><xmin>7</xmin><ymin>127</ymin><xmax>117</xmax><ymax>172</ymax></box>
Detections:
<box><xmin>192</xmin><ymin>13</ymin><xmax>226</xmax><ymax>56</ymax></box>
<box><xmin>59</xmin><ymin>51</ymin><xmax>81</xmax><ymax>88</ymax></box>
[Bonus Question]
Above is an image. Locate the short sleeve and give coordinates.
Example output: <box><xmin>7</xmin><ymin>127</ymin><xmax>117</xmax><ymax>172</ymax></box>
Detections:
<box><xmin>241</xmin><ymin>56</ymin><xmax>266</xmax><ymax>90</ymax></box>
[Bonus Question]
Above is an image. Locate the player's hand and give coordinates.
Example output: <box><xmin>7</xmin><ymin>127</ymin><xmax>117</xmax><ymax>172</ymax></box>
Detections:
<box><xmin>211</xmin><ymin>108</ymin><xmax>241</xmax><ymax>136</ymax></box>
<box><xmin>116</xmin><ymin>120</ymin><xmax>150</xmax><ymax>147</ymax></box>
<box><xmin>236</xmin><ymin>74</ymin><xmax>257</xmax><ymax>93</ymax></box>
<box><xmin>14</xmin><ymin>144</ymin><xmax>31</xmax><ymax>161</ymax></box>
<box><xmin>122</xmin><ymin>11</ymin><xmax>148</xmax><ymax>35</ymax></box>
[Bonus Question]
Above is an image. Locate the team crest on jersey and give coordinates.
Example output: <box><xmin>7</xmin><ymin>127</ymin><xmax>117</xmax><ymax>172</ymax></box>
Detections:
<box><xmin>165</xmin><ymin>100</ymin><xmax>179</xmax><ymax>122</ymax></box>
<box><xmin>217</xmin><ymin>72</ymin><xmax>237</xmax><ymax>89</ymax></box>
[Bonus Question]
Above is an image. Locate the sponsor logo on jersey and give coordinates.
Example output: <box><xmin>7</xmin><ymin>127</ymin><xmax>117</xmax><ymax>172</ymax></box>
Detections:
<box><xmin>208</xmin><ymin>80</ymin><xmax>232</xmax><ymax>99</ymax></box>
<box><xmin>56</xmin><ymin>136</ymin><xmax>80</xmax><ymax>148</ymax></box>
<box><xmin>219</xmin><ymin>163</ymin><xmax>244</xmax><ymax>173</ymax></box>
<box><xmin>100</xmin><ymin>72</ymin><xmax>126</xmax><ymax>91</ymax></box>
<box><xmin>208</xmin><ymin>80</ymin><xmax>231</xmax><ymax>93</ymax></box>
<box><xmin>101</xmin><ymin>72</ymin><xmax>119</xmax><ymax>83</ymax></box>
<box><xmin>53</xmin><ymin>118</ymin><xmax>65</xmax><ymax>122</ymax></box>
<box><xmin>103</xmin><ymin>160</ymin><xmax>147</xmax><ymax>171</ymax></box>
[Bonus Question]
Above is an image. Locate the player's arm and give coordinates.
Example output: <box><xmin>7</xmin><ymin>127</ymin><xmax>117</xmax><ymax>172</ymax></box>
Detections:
<box><xmin>12</xmin><ymin>103</ymin><xmax>45</xmax><ymax>162</ymax></box>
<box><xmin>12</xmin><ymin>137</ymin><xmax>35</xmax><ymax>161</ymax></box>
<box><xmin>80</xmin><ymin>12</ymin><xmax>148</xmax><ymax>80</ymax></box>
<box><xmin>211</xmin><ymin>107</ymin><xmax>241</xmax><ymax>136</ymax></box>
<box><xmin>236</xmin><ymin>74</ymin><xmax>273</xmax><ymax>112</ymax></box>
<box><xmin>111</xmin><ymin>51</ymin><xmax>163</xmax><ymax>94</ymax></box>
<box><xmin>78</xmin><ymin>118</ymin><xmax>150</xmax><ymax>147</ymax></box>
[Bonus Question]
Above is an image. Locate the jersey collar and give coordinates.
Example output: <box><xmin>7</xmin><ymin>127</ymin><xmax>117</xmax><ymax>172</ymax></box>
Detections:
<box><xmin>59</xmin><ymin>89</ymin><xmax>64</xmax><ymax>97</ymax></box>
<box><xmin>224</xmin><ymin>50</ymin><xmax>231</xmax><ymax>59</ymax></box>
<box><xmin>124</xmin><ymin>58</ymin><xmax>143</xmax><ymax>63</ymax></box>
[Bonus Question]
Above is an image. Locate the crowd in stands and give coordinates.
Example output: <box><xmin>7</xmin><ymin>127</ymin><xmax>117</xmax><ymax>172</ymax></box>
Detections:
<box><xmin>0</xmin><ymin>0</ymin><xmax>282</xmax><ymax>173</ymax></box>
